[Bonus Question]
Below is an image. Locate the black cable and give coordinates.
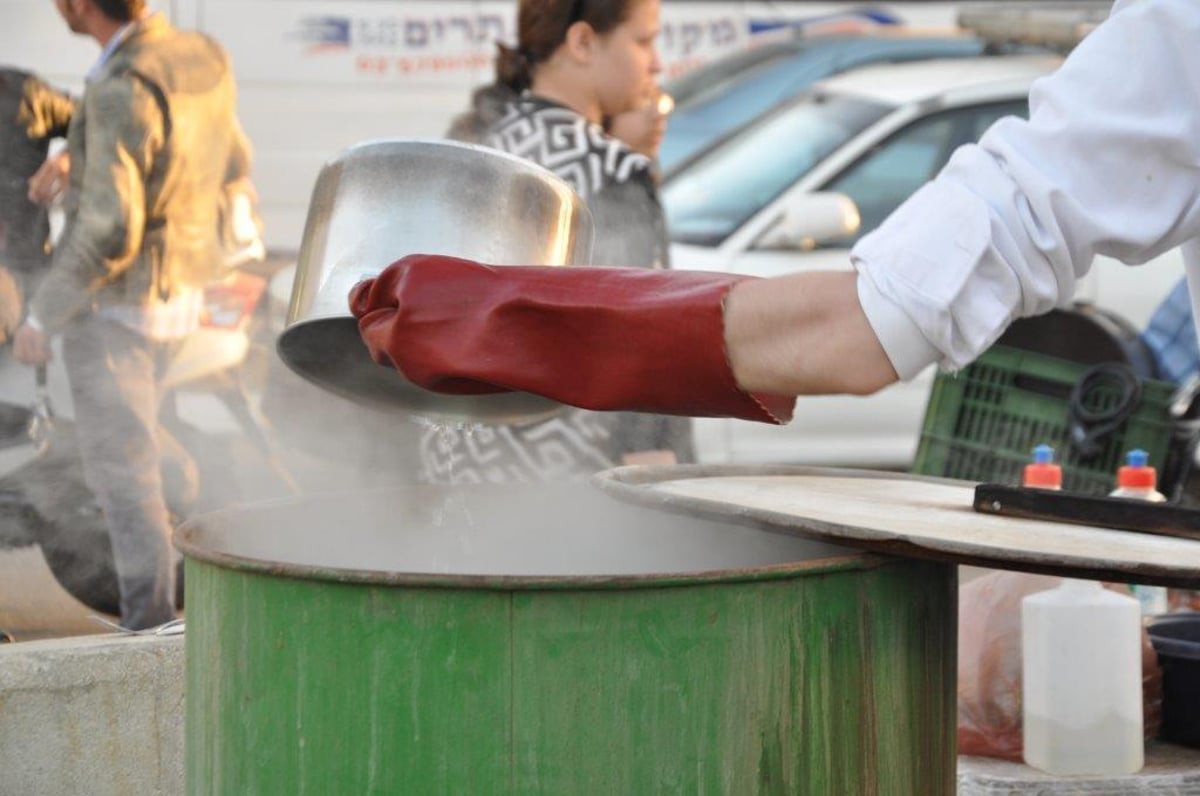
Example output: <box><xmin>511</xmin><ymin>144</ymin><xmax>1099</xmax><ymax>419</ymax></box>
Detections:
<box><xmin>1068</xmin><ymin>362</ymin><xmax>1142</xmax><ymax>460</ymax></box>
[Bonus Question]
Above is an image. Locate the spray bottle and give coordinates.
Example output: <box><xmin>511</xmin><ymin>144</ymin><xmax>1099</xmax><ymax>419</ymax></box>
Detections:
<box><xmin>1022</xmin><ymin>578</ymin><xmax>1144</xmax><ymax>775</ymax></box>
<box><xmin>1109</xmin><ymin>449</ymin><xmax>1168</xmax><ymax>615</ymax></box>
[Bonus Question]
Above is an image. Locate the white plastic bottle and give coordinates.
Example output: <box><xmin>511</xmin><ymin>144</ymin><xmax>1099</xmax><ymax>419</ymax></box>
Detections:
<box><xmin>1022</xmin><ymin>578</ymin><xmax>1143</xmax><ymax>776</ymax></box>
<box><xmin>1109</xmin><ymin>449</ymin><xmax>1167</xmax><ymax>502</ymax></box>
<box><xmin>1109</xmin><ymin>449</ymin><xmax>1168</xmax><ymax>615</ymax></box>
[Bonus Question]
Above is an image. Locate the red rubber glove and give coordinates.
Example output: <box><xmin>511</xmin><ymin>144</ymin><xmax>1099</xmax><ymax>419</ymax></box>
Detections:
<box><xmin>349</xmin><ymin>254</ymin><xmax>794</xmax><ymax>424</ymax></box>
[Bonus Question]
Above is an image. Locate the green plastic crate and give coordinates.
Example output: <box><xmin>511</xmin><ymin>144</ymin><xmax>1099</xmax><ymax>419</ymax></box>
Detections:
<box><xmin>913</xmin><ymin>345</ymin><xmax>1177</xmax><ymax>495</ymax></box>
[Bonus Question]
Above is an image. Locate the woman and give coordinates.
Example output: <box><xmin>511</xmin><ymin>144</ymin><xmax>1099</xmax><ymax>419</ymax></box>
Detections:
<box><xmin>430</xmin><ymin>0</ymin><xmax>692</xmax><ymax>484</ymax></box>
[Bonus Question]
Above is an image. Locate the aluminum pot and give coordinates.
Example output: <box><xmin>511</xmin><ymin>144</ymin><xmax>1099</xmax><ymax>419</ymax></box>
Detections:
<box><xmin>277</xmin><ymin>139</ymin><xmax>594</xmax><ymax>422</ymax></box>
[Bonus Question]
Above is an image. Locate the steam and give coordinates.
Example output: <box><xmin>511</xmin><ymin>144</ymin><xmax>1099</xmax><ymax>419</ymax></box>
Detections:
<box><xmin>190</xmin><ymin>482</ymin><xmax>852</xmax><ymax>578</ymax></box>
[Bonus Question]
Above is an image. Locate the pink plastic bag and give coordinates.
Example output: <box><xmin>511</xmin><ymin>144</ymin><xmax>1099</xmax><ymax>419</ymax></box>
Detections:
<box><xmin>957</xmin><ymin>571</ymin><xmax>1162</xmax><ymax>760</ymax></box>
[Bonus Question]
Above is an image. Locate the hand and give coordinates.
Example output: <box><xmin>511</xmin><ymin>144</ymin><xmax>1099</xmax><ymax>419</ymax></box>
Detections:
<box><xmin>27</xmin><ymin>151</ymin><xmax>70</xmax><ymax>206</ymax></box>
<box><xmin>13</xmin><ymin>324</ymin><xmax>52</xmax><ymax>365</ymax></box>
<box><xmin>225</xmin><ymin>175</ymin><xmax>259</xmax><ymax>202</ymax></box>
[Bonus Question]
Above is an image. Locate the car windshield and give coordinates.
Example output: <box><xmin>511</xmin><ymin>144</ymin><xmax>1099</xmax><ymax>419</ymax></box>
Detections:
<box><xmin>659</xmin><ymin>36</ymin><xmax>985</xmax><ymax>172</ymax></box>
<box><xmin>663</xmin><ymin>93</ymin><xmax>890</xmax><ymax>246</ymax></box>
<box><xmin>666</xmin><ymin>41</ymin><xmax>807</xmax><ymax>107</ymax></box>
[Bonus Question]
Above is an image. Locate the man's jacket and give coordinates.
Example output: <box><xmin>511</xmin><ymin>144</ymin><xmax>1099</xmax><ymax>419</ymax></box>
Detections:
<box><xmin>31</xmin><ymin>14</ymin><xmax>246</xmax><ymax>332</ymax></box>
<box><xmin>0</xmin><ymin>69</ymin><xmax>75</xmax><ymax>272</ymax></box>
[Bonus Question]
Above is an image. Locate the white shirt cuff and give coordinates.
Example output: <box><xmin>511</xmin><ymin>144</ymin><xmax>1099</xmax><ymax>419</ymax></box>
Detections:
<box><xmin>856</xmin><ymin>272</ymin><xmax>940</xmax><ymax>381</ymax></box>
<box><xmin>24</xmin><ymin>314</ymin><xmax>43</xmax><ymax>332</ymax></box>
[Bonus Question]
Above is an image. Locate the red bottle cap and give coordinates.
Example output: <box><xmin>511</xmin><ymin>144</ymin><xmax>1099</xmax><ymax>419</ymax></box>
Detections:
<box><xmin>1023</xmin><ymin>445</ymin><xmax>1062</xmax><ymax>489</ymax></box>
<box><xmin>1117</xmin><ymin>465</ymin><xmax>1157</xmax><ymax>489</ymax></box>
<box><xmin>1023</xmin><ymin>463</ymin><xmax>1063</xmax><ymax>489</ymax></box>
<box><xmin>1117</xmin><ymin>449</ymin><xmax>1157</xmax><ymax>489</ymax></box>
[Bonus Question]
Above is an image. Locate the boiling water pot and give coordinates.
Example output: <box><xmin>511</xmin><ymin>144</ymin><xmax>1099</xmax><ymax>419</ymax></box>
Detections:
<box><xmin>277</xmin><ymin>139</ymin><xmax>594</xmax><ymax>422</ymax></box>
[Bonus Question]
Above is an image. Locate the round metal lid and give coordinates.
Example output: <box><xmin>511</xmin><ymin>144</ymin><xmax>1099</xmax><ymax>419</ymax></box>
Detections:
<box><xmin>276</xmin><ymin>317</ymin><xmax>564</xmax><ymax>423</ymax></box>
<box><xmin>594</xmin><ymin>465</ymin><xmax>1200</xmax><ymax>587</ymax></box>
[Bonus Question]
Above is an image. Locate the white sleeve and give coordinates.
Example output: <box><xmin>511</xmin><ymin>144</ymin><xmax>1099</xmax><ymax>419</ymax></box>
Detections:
<box><xmin>852</xmin><ymin>0</ymin><xmax>1200</xmax><ymax>380</ymax></box>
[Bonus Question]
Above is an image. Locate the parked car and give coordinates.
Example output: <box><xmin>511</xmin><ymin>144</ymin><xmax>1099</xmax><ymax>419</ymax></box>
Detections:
<box><xmin>661</xmin><ymin>30</ymin><xmax>1002</xmax><ymax>173</ymax></box>
<box><xmin>662</xmin><ymin>54</ymin><xmax>1186</xmax><ymax>467</ymax></box>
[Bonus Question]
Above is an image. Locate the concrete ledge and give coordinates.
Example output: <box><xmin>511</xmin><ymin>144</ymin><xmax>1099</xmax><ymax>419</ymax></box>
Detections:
<box><xmin>0</xmin><ymin>634</ymin><xmax>183</xmax><ymax>796</ymax></box>
<box><xmin>958</xmin><ymin>745</ymin><xmax>1200</xmax><ymax>795</ymax></box>
<box><xmin>6</xmin><ymin>630</ymin><xmax>1200</xmax><ymax>796</ymax></box>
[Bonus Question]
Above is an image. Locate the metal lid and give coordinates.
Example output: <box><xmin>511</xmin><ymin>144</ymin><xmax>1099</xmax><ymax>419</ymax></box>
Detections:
<box><xmin>276</xmin><ymin>316</ymin><xmax>565</xmax><ymax>422</ymax></box>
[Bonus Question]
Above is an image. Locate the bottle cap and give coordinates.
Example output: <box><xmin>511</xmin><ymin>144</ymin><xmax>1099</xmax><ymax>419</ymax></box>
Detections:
<box><xmin>1023</xmin><ymin>444</ymin><xmax>1062</xmax><ymax>489</ymax></box>
<box><xmin>1032</xmin><ymin>444</ymin><xmax>1054</xmax><ymax>465</ymax></box>
<box><xmin>1117</xmin><ymin>448</ymin><xmax>1157</xmax><ymax>489</ymax></box>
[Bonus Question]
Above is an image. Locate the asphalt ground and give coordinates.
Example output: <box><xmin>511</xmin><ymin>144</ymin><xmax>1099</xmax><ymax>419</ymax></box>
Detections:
<box><xmin>0</xmin><ymin>545</ymin><xmax>103</xmax><ymax>641</ymax></box>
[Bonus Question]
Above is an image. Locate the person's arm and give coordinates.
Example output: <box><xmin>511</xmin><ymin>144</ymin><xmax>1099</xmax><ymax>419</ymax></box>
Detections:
<box><xmin>28</xmin><ymin>74</ymin><xmax>164</xmax><ymax>333</ymax></box>
<box><xmin>830</xmin><ymin>0</ymin><xmax>1200</xmax><ymax>387</ymax></box>
<box><xmin>27</xmin><ymin>151</ymin><xmax>70</xmax><ymax>207</ymax></box>
<box><xmin>726</xmin><ymin>0</ymin><xmax>1200</xmax><ymax>396</ymax></box>
<box><xmin>725</xmin><ymin>271</ymin><xmax>898</xmax><ymax>396</ymax></box>
<box><xmin>17</xmin><ymin>73</ymin><xmax>76</xmax><ymax>141</ymax></box>
<box><xmin>18</xmin><ymin>74</ymin><xmax>76</xmax><ymax>207</ymax></box>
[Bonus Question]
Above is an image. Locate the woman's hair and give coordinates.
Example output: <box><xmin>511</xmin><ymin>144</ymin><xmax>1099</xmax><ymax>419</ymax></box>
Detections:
<box><xmin>95</xmin><ymin>0</ymin><xmax>146</xmax><ymax>22</ymax></box>
<box><xmin>498</xmin><ymin>0</ymin><xmax>635</xmax><ymax>94</ymax></box>
<box><xmin>448</xmin><ymin>0</ymin><xmax>638</xmax><ymax>141</ymax></box>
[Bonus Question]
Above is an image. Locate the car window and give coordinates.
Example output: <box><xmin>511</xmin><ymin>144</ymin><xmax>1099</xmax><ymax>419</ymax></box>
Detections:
<box><xmin>660</xmin><ymin>37</ymin><xmax>986</xmax><ymax>173</ymax></box>
<box><xmin>663</xmin><ymin>93</ymin><xmax>890</xmax><ymax>247</ymax></box>
<box><xmin>819</xmin><ymin>100</ymin><xmax>1029</xmax><ymax>245</ymax></box>
<box><xmin>676</xmin><ymin>38</ymin><xmax>984</xmax><ymax>133</ymax></box>
<box><xmin>667</xmin><ymin>42</ymin><xmax>806</xmax><ymax>107</ymax></box>
<box><xmin>669</xmin><ymin>50</ymin><xmax>837</xmax><ymax>134</ymax></box>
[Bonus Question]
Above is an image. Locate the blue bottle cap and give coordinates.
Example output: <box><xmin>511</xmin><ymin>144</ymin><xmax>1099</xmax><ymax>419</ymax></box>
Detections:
<box><xmin>1126</xmin><ymin>449</ymin><xmax>1150</xmax><ymax>468</ymax></box>
<box><xmin>1031</xmin><ymin>444</ymin><xmax>1055</xmax><ymax>464</ymax></box>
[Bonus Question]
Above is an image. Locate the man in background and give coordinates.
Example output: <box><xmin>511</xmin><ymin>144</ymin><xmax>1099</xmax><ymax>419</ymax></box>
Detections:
<box><xmin>12</xmin><ymin>0</ymin><xmax>246</xmax><ymax>630</ymax></box>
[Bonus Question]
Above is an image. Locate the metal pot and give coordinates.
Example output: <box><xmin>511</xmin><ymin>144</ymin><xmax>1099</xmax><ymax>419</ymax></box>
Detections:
<box><xmin>276</xmin><ymin>139</ymin><xmax>594</xmax><ymax>422</ymax></box>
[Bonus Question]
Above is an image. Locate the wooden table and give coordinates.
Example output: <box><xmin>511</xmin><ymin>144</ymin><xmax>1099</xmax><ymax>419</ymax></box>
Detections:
<box><xmin>595</xmin><ymin>465</ymin><xmax>1200</xmax><ymax>587</ymax></box>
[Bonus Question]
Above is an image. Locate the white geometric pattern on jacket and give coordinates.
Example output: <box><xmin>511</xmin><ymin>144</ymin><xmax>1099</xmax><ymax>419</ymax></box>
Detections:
<box><xmin>487</xmin><ymin>104</ymin><xmax>652</xmax><ymax>202</ymax></box>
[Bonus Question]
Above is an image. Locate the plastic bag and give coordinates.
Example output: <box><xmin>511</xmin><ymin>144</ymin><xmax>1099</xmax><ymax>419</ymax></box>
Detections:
<box><xmin>957</xmin><ymin>570</ymin><xmax>1162</xmax><ymax>760</ymax></box>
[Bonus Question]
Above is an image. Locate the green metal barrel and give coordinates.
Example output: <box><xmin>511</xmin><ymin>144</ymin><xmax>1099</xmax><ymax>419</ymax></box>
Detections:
<box><xmin>178</xmin><ymin>484</ymin><xmax>955</xmax><ymax>794</ymax></box>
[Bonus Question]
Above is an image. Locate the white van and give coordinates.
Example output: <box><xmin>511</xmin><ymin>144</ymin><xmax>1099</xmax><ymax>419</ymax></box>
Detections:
<box><xmin>1</xmin><ymin>0</ymin><xmax>962</xmax><ymax>250</ymax></box>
